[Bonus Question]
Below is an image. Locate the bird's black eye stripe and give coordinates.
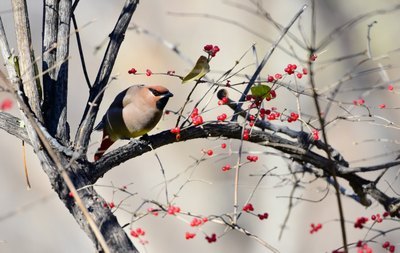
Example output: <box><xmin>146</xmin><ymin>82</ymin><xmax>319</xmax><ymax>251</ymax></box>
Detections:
<box><xmin>149</xmin><ymin>88</ymin><xmax>166</xmax><ymax>96</ymax></box>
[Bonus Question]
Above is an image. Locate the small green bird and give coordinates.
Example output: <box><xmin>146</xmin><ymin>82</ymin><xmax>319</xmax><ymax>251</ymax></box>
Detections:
<box><xmin>182</xmin><ymin>55</ymin><xmax>210</xmax><ymax>84</ymax></box>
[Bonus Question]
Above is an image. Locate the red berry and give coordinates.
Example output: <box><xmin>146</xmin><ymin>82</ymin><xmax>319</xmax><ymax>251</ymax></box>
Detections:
<box><xmin>128</xmin><ymin>68</ymin><xmax>137</xmax><ymax>74</ymax></box>
<box><xmin>192</xmin><ymin>115</ymin><xmax>203</xmax><ymax>125</ymax></box>
<box><xmin>296</xmin><ymin>73</ymin><xmax>303</xmax><ymax>79</ymax></box>
<box><xmin>204</xmin><ymin>44</ymin><xmax>213</xmax><ymax>51</ymax></box>
<box><xmin>130</xmin><ymin>230</ymin><xmax>138</xmax><ymax>238</ymax></box>
<box><xmin>268</xmin><ymin>90</ymin><xmax>276</xmax><ymax>99</ymax></box>
<box><xmin>389</xmin><ymin>245</ymin><xmax>395</xmax><ymax>252</ymax></box>
<box><xmin>170</xmin><ymin>127</ymin><xmax>181</xmax><ymax>134</ymax></box>
<box><xmin>310</xmin><ymin>53</ymin><xmax>317</xmax><ymax>61</ymax></box>
<box><xmin>217</xmin><ymin>113</ymin><xmax>227</xmax><ymax>121</ymax></box>
<box><xmin>136</xmin><ymin>228</ymin><xmax>145</xmax><ymax>236</ymax></box>
<box><xmin>205</xmin><ymin>233</ymin><xmax>217</xmax><ymax>243</ymax></box>
<box><xmin>185</xmin><ymin>232</ymin><xmax>196</xmax><ymax>240</ymax></box>
<box><xmin>267</xmin><ymin>75</ymin><xmax>274</xmax><ymax>82</ymax></box>
<box><xmin>302</xmin><ymin>68</ymin><xmax>308</xmax><ymax>75</ymax></box>
<box><xmin>222</xmin><ymin>164</ymin><xmax>231</xmax><ymax>172</ymax></box>
<box><xmin>388</xmin><ymin>84</ymin><xmax>394</xmax><ymax>91</ymax></box>
<box><xmin>0</xmin><ymin>98</ymin><xmax>13</xmax><ymax>111</ymax></box>
<box><xmin>382</xmin><ymin>241</ymin><xmax>390</xmax><ymax>248</ymax></box>
<box><xmin>242</xmin><ymin>203</ymin><xmax>254</xmax><ymax>212</ymax></box>
<box><xmin>274</xmin><ymin>73</ymin><xmax>282</xmax><ymax>79</ymax></box>
<box><xmin>379</xmin><ymin>104</ymin><xmax>386</xmax><ymax>109</ymax></box>
<box><xmin>206</xmin><ymin>149</ymin><xmax>213</xmax><ymax>156</ymax></box>
<box><xmin>221</xmin><ymin>143</ymin><xmax>227</xmax><ymax>149</ymax></box>
<box><xmin>145</xmin><ymin>69</ymin><xmax>152</xmax><ymax>76</ymax></box>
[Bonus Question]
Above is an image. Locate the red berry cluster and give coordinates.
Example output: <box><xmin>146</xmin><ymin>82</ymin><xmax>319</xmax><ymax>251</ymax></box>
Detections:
<box><xmin>382</xmin><ymin>241</ymin><xmax>396</xmax><ymax>252</ymax></box>
<box><xmin>242</xmin><ymin>203</ymin><xmax>254</xmax><ymax>212</ymax></box>
<box><xmin>191</xmin><ymin>108</ymin><xmax>204</xmax><ymax>126</ymax></box>
<box><xmin>312</xmin><ymin>129</ymin><xmax>319</xmax><ymax>140</ymax></box>
<box><xmin>170</xmin><ymin>127</ymin><xmax>181</xmax><ymax>140</ymax></box>
<box><xmin>167</xmin><ymin>205</ymin><xmax>181</xmax><ymax>215</ymax></box>
<box><xmin>243</xmin><ymin>128</ymin><xmax>250</xmax><ymax>140</ymax></box>
<box><xmin>130</xmin><ymin>227</ymin><xmax>145</xmax><ymax>238</ymax></box>
<box><xmin>170</xmin><ymin>127</ymin><xmax>180</xmax><ymax>134</ymax></box>
<box><xmin>309</xmin><ymin>223</ymin><xmax>322</xmax><ymax>234</ymax></box>
<box><xmin>203</xmin><ymin>44</ymin><xmax>220</xmax><ymax>57</ymax></box>
<box><xmin>103</xmin><ymin>201</ymin><xmax>115</xmax><ymax>209</ymax></box>
<box><xmin>205</xmin><ymin>233</ymin><xmax>217</xmax><ymax>243</ymax></box>
<box><xmin>371</xmin><ymin>213</ymin><xmax>383</xmax><ymax>223</ymax></box>
<box><xmin>264</xmin><ymin>107</ymin><xmax>280</xmax><ymax>121</ymax></box>
<box><xmin>284</xmin><ymin>63</ymin><xmax>297</xmax><ymax>75</ymax></box>
<box><xmin>130</xmin><ymin>228</ymin><xmax>148</xmax><ymax>245</ymax></box>
<box><xmin>353</xmin><ymin>98</ymin><xmax>365</xmax><ymax>106</ymax></box>
<box><xmin>190</xmin><ymin>217</ymin><xmax>208</xmax><ymax>227</ymax></box>
<box><xmin>354</xmin><ymin>216</ymin><xmax>369</xmax><ymax>229</ymax></box>
<box><xmin>217</xmin><ymin>113</ymin><xmax>227</xmax><ymax>121</ymax></box>
<box><xmin>357</xmin><ymin>242</ymin><xmax>373</xmax><ymax>253</ymax></box>
<box><xmin>185</xmin><ymin>232</ymin><xmax>196</xmax><ymax>240</ymax></box>
<box><xmin>246</xmin><ymin>155</ymin><xmax>258</xmax><ymax>162</ymax></box>
<box><xmin>287</xmin><ymin>112</ymin><xmax>299</xmax><ymax>123</ymax></box>
<box><xmin>128</xmin><ymin>68</ymin><xmax>137</xmax><ymax>74</ymax></box>
<box><xmin>0</xmin><ymin>98</ymin><xmax>13</xmax><ymax>111</ymax></box>
<box><xmin>257</xmin><ymin>213</ymin><xmax>269</xmax><ymax>220</ymax></box>
<box><xmin>218</xmin><ymin>96</ymin><xmax>229</xmax><ymax>105</ymax></box>
<box><xmin>221</xmin><ymin>164</ymin><xmax>231</xmax><ymax>172</ymax></box>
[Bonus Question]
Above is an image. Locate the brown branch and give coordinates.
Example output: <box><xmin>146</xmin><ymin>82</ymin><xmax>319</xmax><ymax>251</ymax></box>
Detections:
<box><xmin>90</xmin><ymin>122</ymin><xmax>400</xmax><ymax>217</ymax></box>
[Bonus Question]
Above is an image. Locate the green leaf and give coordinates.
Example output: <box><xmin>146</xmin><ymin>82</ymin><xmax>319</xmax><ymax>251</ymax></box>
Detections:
<box><xmin>182</xmin><ymin>55</ymin><xmax>210</xmax><ymax>84</ymax></box>
<box><xmin>250</xmin><ymin>84</ymin><xmax>271</xmax><ymax>99</ymax></box>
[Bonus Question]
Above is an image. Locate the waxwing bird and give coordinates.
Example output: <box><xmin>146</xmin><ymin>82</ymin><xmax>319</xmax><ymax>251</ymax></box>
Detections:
<box><xmin>94</xmin><ymin>84</ymin><xmax>173</xmax><ymax>161</ymax></box>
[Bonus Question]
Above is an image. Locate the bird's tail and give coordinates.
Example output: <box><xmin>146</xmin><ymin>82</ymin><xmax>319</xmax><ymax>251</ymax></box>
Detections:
<box><xmin>94</xmin><ymin>131</ymin><xmax>114</xmax><ymax>161</ymax></box>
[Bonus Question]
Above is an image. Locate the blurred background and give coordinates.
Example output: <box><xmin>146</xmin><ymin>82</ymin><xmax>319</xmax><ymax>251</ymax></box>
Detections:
<box><xmin>1</xmin><ymin>0</ymin><xmax>400</xmax><ymax>252</ymax></box>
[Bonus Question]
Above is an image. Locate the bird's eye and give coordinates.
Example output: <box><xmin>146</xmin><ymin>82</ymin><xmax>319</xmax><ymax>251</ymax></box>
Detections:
<box><xmin>148</xmin><ymin>88</ymin><xmax>161</xmax><ymax>96</ymax></box>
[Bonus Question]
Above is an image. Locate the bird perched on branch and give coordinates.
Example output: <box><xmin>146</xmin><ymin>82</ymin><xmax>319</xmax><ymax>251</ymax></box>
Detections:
<box><xmin>93</xmin><ymin>84</ymin><xmax>173</xmax><ymax>161</ymax></box>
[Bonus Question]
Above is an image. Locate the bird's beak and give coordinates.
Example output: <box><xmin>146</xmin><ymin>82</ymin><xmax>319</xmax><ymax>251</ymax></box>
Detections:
<box><xmin>156</xmin><ymin>91</ymin><xmax>174</xmax><ymax>110</ymax></box>
<box><xmin>163</xmin><ymin>91</ymin><xmax>174</xmax><ymax>98</ymax></box>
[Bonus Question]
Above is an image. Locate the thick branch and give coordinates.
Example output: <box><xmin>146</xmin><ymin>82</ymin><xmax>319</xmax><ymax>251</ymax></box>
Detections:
<box><xmin>1</xmin><ymin>12</ymin><xmax>138</xmax><ymax>251</ymax></box>
<box><xmin>42</xmin><ymin>0</ymin><xmax>60</xmax><ymax>137</ymax></box>
<box><xmin>0</xmin><ymin>112</ymin><xmax>30</xmax><ymax>144</ymax></box>
<box><xmin>74</xmin><ymin>0</ymin><xmax>139</xmax><ymax>155</ymax></box>
<box><xmin>11</xmin><ymin>0</ymin><xmax>43</xmax><ymax>121</ymax></box>
<box><xmin>54</xmin><ymin>0</ymin><xmax>71</xmax><ymax>142</ymax></box>
<box><xmin>90</xmin><ymin>123</ymin><xmax>400</xmax><ymax>216</ymax></box>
